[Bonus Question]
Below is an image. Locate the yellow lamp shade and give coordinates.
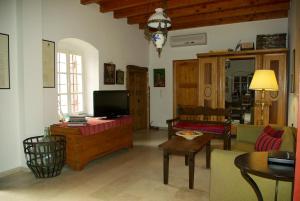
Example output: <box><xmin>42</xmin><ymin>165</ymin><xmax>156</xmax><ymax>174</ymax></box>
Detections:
<box><xmin>249</xmin><ymin>70</ymin><xmax>279</xmax><ymax>91</ymax></box>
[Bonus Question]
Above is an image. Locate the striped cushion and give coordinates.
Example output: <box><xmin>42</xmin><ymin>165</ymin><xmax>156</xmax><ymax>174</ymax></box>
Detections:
<box><xmin>263</xmin><ymin>125</ymin><xmax>284</xmax><ymax>138</ymax></box>
<box><xmin>255</xmin><ymin>132</ymin><xmax>282</xmax><ymax>151</ymax></box>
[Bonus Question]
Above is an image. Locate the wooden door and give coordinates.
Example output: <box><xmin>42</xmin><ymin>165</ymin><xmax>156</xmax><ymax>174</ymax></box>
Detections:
<box><xmin>127</xmin><ymin>65</ymin><xmax>148</xmax><ymax>130</ymax></box>
<box><xmin>263</xmin><ymin>53</ymin><xmax>287</xmax><ymax>126</ymax></box>
<box><xmin>173</xmin><ymin>60</ymin><xmax>199</xmax><ymax>117</ymax></box>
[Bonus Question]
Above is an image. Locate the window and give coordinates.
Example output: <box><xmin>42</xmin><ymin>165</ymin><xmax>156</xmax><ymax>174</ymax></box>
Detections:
<box><xmin>57</xmin><ymin>52</ymin><xmax>84</xmax><ymax>115</ymax></box>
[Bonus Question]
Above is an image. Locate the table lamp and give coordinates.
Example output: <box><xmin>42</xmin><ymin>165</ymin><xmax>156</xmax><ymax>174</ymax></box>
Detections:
<box><xmin>249</xmin><ymin>70</ymin><xmax>279</xmax><ymax>125</ymax></box>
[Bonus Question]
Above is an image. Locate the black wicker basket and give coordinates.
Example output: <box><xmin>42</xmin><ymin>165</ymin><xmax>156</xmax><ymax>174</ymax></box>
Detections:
<box><xmin>23</xmin><ymin>135</ymin><xmax>66</xmax><ymax>178</ymax></box>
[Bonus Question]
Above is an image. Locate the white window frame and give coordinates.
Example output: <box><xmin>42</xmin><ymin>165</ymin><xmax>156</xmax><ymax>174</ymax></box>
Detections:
<box><xmin>57</xmin><ymin>50</ymin><xmax>85</xmax><ymax>115</ymax></box>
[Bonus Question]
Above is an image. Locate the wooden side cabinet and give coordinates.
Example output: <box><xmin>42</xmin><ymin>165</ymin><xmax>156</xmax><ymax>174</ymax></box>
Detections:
<box><xmin>196</xmin><ymin>48</ymin><xmax>288</xmax><ymax>126</ymax></box>
<box><xmin>262</xmin><ymin>53</ymin><xmax>287</xmax><ymax>126</ymax></box>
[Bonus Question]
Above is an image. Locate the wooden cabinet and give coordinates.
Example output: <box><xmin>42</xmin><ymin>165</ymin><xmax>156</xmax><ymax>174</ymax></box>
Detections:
<box><xmin>173</xmin><ymin>49</ymin><xmax>287</xmax><ymax>125</ymax></box>
<box><xmin>262</xmin><ymin>53</ymin><xmax>287</xmax><ymax>126</ymax></box>
<box><xmin>173</xmin><ymin>57</ymin><xmax>225</xmax><ymax>121</ymax></box>
<box><xmin>199</xmin><ymin>57</ymin><xmax>219</xmax><ymax>108</ymax></box>
<box><xmin>172</xmin><ymin>48</ymin><xmax>288</xmax><ymax>126</ymax></box>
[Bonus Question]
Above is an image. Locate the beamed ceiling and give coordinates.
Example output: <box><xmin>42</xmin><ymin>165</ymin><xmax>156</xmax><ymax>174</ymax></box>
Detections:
<box><xmin>80</xmin><ymin>0</ymin><xmax>290</xmax><ymax>30</ymax></box>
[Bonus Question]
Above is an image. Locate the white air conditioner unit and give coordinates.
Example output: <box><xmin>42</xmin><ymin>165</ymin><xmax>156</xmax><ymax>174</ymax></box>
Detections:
<box><xmin>169</xmin><ymin>33</ymin><xmax>207</xmax><ymax>47</ymax></box>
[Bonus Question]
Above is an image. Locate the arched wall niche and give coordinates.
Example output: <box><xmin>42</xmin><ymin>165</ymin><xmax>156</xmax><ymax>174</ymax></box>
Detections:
<box><xmin>57</xmin><ymin>38</ymin><xmax>99</xmax><ymax>115</ymax></box>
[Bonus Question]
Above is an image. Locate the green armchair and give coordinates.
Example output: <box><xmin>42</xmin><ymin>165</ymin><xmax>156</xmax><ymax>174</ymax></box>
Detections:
<box><xmin>210</xmin><ymin>124</ymin><xmax>296</xmax><ymax>201</ymax></box>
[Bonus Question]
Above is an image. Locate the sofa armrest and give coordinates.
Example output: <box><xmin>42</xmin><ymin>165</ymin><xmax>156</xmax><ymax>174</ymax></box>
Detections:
<box><xmin>210</xmin><ymin>149</ymin><xmax>292</xmax><ymax>201</ymax></box>
<box><xmin>280</xmin><ymin>127</ymin><xmax>296</xmax><ymax>152</ymax></box>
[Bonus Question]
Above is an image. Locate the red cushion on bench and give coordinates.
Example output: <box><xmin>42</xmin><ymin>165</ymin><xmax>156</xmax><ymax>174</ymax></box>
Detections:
<box><xmin>174</xmin><ymin>121</ymin><xmax>225</xmax><ymax>135</ymax></box>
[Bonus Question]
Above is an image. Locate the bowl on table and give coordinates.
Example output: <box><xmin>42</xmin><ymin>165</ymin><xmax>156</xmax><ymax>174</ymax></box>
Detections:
<box><xmin>176</xmin><ymin>130</ymin><xmax>203</xmax><ymax>140</ymax></box>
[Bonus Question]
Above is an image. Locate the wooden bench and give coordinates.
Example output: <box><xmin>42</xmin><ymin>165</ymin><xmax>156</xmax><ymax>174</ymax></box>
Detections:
<box><xmin>166</xmin><ymin>106</ymin><xmax>231</xmax><ymax>150</ymax></box>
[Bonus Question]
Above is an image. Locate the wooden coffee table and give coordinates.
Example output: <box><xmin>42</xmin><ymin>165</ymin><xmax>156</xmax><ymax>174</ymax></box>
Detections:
<box><xmin>158</xmin><ymin>133</ymin><xmax>213</xmax><ymax>189</ymax></box>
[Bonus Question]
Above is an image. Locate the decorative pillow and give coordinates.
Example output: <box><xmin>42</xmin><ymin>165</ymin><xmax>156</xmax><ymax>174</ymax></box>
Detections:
<box><xmin>263</xmin><ymin>125</ymin><xmax>273</xmax><ymax>133</ymax></box>
<box><xmin>255</xmin><ymin>132</ymin><xmax>282</xmax><ymax>151</ymax></box>
<box><xmin>263</xmin><ymin>125</ymin><xmax>284</xmax><ymax>138</ymax></box>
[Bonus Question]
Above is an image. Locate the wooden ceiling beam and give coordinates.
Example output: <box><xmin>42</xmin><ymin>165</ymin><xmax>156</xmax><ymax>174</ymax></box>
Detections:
<box><xmin>80</xmin><ymin>0</ymin><xmax>106</xmax><ymax>5</ymax></box>
<box><xmin>168</xmin><ymin>0</ymin><xmax>289</xmax><ymax>19</ymax></box>
<box><xmin>80</xmin><ymin>0</ymin><xmax>290</xmax><ymax>31</ymax></box>
<box><xmin>169</xmin><ymin>3</ymin><xmax>289</xmax><ymax>26</ymax></box>
<box><xmin>139</xmin><ymin>10</ymin><xmax>288</xmax><ymax>30</ymax></box>
<box><xmin>172</xmin><ymin>11</ymin><xmax>288</xmax><ymax>30</ymax></box>
<box><xmin>128</xmin><ymin>2</ymin><xmax>289</xmax><ymax>24</ymax></box>
<box><xmin>114</xmin><ymin>0</ymin><xmax>224</xmax><ymax>19</ymax></box>
<box><xmin>100</xmin><ymin>0</ymin><xmax>159</xmax><ymax>13</ymax></box>
<box><xmin>128</xmin><ymin>0</ymin><xmax>289</xmax><ymax>25</ymax></box>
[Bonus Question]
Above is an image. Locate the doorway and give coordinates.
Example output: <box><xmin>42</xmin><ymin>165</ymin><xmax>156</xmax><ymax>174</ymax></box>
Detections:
<box><xmin>126</xmin><ymin>65</ymin><xmax>149</xmax><ymax>130</ymax></box>
<box><xmin>225</xmin><ymin>58</ymin><xmax>255</xmax><ymax>124</ymax></box>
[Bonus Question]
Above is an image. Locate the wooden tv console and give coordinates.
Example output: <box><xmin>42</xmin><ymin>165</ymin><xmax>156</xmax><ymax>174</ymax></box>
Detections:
<box><xmin>50</xmin><ymin>119</ymin><xmax>133</xmax><ymax>171</ymax></box>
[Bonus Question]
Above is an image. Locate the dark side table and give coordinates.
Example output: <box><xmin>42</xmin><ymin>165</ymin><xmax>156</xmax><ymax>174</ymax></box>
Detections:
<box><xmin>234</xmin><ymin>152</ymin><xmax>294</xmax><ymax>201</ymax></box>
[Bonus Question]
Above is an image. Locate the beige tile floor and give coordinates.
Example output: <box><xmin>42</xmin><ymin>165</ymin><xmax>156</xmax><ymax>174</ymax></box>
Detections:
<box><xmin>0</xmin><ymin>129</ymin><xmax>223</xmax><ymax>201</ymax></box>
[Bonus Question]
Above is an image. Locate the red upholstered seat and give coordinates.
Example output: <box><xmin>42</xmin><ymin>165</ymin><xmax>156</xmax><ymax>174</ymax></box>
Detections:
<box><xmin>174</xmin><ymin>121</ymin><xmax>226</xmax><ymax>135</ymax></box>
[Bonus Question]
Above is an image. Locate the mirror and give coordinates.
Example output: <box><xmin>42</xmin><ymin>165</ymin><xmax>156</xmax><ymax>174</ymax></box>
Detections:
<box><xmin>225</xmin><ymin>58</ymin><xmax>255</xmax><ymax>124</ymax></box>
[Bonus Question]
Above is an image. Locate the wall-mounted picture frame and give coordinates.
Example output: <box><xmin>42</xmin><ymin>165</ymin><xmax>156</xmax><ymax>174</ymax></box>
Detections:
<box><xmin>42</xmin><ymin>39</ymin><xmax>55</xmax><ymax>88</ymax></box>
<box><xmin>116</xmin><ymin>70</ymin><xmax>124</xmax><ymax>85</ymax></box>
<box><xmin>154</xmin><ymin>68</ymin><xmax>165</xmax><ymax>87</ymax></box>
<box><xmin>104</xmin><ymin>63</ymin><xmax>116</xmax><ymax>84</ymax></box>
<box><xmin>0</xmin><ymin>33</ymin><xmax>10</xmax><ymax>89</ymax></box>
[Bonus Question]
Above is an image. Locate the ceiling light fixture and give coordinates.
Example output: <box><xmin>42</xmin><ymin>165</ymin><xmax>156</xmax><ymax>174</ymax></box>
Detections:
<box><xmin>145</xmin><ymin>1</ymin><xmax>171</xmax><ymax>57</ymax></box>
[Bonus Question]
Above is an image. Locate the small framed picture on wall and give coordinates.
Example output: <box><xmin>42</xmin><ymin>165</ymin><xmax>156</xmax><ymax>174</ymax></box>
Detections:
<box><xmin>116</xmin><ymin>70</ymin><xmax>124</xmax><ymax>85</ymax></box>
<box><xmin>42</xmin><ymin>39</ymin><xmax>55</xmax><ymax>88</ymax></box>
<box><xmin>104</xmin><ymin>63</ymin><xmax>115</xmax><ymax>84</ymax></box>
<box><xmin>153</xmin><ymin>68</ymin><xmax>165</xmax><ymax>87</ymax></box>
<box><xmin>0</xmin><ymin>33</ymin><xmax>10</xmax><ymax>89</ymax></box>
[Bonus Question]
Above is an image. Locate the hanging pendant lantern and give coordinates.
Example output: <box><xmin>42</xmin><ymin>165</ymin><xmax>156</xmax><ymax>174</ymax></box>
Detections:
<box><xmin>145</xmin><ymin>6</ymin><xmax>171</xmax><ymax>57</ymax></box>
<box><xmin>152</xmin><ymin>31</ymin><xmax>166</xmax><ymax>57</ymax></box>
<box><xmin>147</xmin><ymin>8</ymin><xmax>171</xmax><ymax>29</ymax></box>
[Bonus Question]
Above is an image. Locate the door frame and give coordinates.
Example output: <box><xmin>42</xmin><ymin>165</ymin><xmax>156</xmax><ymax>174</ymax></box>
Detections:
<box><xmin>126</xmin><ymin>65</ymin><xmax>149</xmax><ymax>129</ymax></box>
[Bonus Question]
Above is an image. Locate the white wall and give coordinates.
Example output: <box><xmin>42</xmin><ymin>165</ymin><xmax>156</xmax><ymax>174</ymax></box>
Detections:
<box><xmin>42</xmin><ymin>0</ymin><xmax>149</xmax><ymax>125</ymax></box>
<box><xmin>19</xmin><ymin>0</ymin><xmax>44</xmax><ymax>140</ymax></box>
<box><xmin>288</xmin><ymin>0</ymin><xmax>299</xmax><ymax>127</ymax></box>
<box><xmin>0</xmin><ymin>0</ymin><xmax>148</xmax><ymax>173</ymax></box>
<box><xmin>149</xmin><ymin>18</ymin><xmax>288</xmax><ymax>127</ymax></box>
<box><xmin>0</xmin><ymin>0</ymin><xmax>22</xmax><ymax>172</ymax></box>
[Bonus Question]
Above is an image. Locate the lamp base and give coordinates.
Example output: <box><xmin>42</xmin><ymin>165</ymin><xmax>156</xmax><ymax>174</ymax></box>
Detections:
<box><xmin>254</xmin><ymin>100</ymin><xmax>269</xmax><ymax>126</ymax></box>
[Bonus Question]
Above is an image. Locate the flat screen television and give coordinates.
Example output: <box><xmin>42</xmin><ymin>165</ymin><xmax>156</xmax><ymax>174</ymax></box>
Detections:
<box><xmin>93</xmin><ymin>90</ymin><xmax>130</xmax><ymax>119</ymax></box>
